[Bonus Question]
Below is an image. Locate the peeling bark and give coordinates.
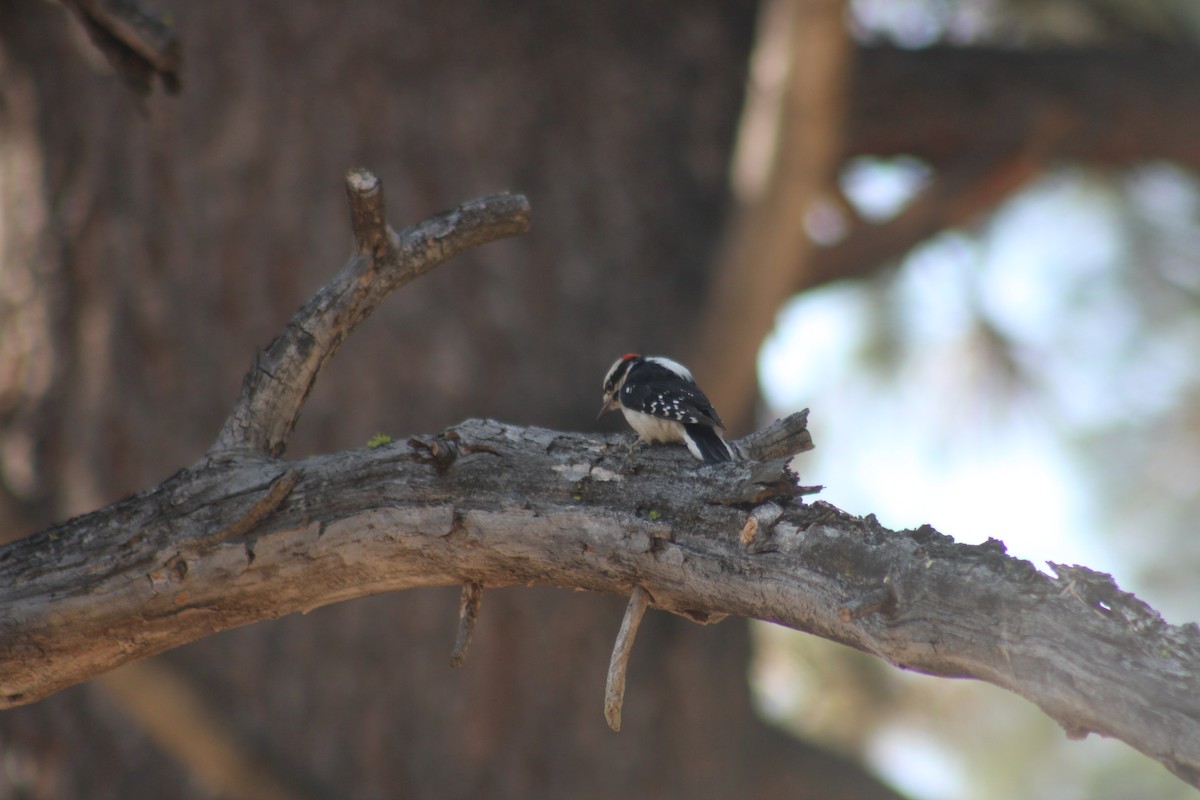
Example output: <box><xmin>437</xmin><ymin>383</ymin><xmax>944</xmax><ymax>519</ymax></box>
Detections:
<box><xmin>1</xmin><ymin>174</ymin><xmax>1197</xmax><ymax>792</ymax></box>
<box><xmin>1</xmin><ymin>413</ymin><xmax>1198</xmax><ymax>785</ymax></box>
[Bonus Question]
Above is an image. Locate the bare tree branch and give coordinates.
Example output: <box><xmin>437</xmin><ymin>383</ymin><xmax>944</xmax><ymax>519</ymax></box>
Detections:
<box><xmin>213</xmin><ymin>174</ymin><xmax>531</xmax><ymax>458</ymax></box>
<box><xmin>1</xmin><ymin>173</ymin><xmax>1197</xmax><ymax>791</ymax></box>
<box><xmin>604</xmin><ymin>585</ymin><xmax>651</xmax><ymax>732</ymax></box>
<box><xmin>2</xmin><ymin>414</ymin><xmax>1197</xmax><ymax>784</ymax></box>
<box><xmin>806</xmin><ymin>143</ymin><xmax>1045</xmax><ymax>287</ymax></box>
<box><xmin>848</xmin><ymin>45</ymin><xmax>1200</xmax><ymax>172</ymax></box>
<box><xmin>798</xmin><ymin>44</ymin><xmax>1200</xmax><ymax>285</ymax></box>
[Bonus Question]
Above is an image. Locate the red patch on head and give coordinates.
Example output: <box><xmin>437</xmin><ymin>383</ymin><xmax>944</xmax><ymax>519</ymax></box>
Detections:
<box><xmin>621</xmin><ymin>353</ymin><xmax>641</xmax><ymax>362</ymax></box>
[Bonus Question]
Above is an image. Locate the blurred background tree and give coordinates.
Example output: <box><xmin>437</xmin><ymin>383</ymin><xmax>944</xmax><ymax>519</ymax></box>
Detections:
<box><xmin>746</xmin><ymin>3</ymin><xmax>1200</xmax><ymax>799</ymax></box>
<box><xmin>0</xmin><ymin>0</ymin><xmax>1197</xmax><ymax>798</ymax></box>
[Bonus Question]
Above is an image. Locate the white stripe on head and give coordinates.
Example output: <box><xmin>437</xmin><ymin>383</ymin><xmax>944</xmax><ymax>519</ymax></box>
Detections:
<box><xmin>603</xmin><ymin>354</ymin><xmax>640</xmax><ymax>393</ymax></box>
<box><xmin>644</xmin><ymin>356</ymin><xmax>694</xmax><ymax>382</ymax></box>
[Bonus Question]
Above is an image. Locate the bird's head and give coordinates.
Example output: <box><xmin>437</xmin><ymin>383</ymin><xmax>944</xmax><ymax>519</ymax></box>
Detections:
<box><xmin>598</xmin><ymin>353</ymin><xmax>642</xmax><ymax>418</ymax></box>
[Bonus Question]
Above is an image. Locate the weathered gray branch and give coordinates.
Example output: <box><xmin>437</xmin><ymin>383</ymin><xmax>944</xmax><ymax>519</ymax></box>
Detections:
<box><xmin>2</xmin><ymin>415</ymin><xmax>1198</xmax><ymax>784</ymax></box>
<box><xmin>214</xmin><ymin>172</ymin><xmax>531</xmax><ymax>458</ymax></box>
<box><xmin>0</xmin><ymin>172</ymin><xmax>1197</xmax><ymax>790</ymax></box>
<box><xmin>604</xmin><ymin>585</ymin><xmax>651</xmax><ymax>732</ymax></box>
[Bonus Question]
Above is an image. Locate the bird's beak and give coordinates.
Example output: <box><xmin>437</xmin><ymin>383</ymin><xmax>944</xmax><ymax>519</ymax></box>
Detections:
<box><xmin>597</xmin><ymin>394</ymin><xmax>616</xmax><ymax>420</ymax></box>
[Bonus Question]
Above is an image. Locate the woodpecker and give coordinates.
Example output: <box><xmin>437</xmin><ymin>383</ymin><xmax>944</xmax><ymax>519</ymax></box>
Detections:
<box><xmin>598</xmin><ymin>353</ymin><xmax>734</xmax><ymax>464</ymax></box>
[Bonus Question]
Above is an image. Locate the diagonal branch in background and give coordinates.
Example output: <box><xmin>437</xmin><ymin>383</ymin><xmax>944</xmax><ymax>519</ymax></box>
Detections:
<box><xmin>692</xmin><ymin>0</ymin><xmax>852</xmax><ymax>432</ymax></box>
<box><xmin>693</xmin><ymin>42</ymin><xmax>1200</xmax><ymax>429</ymax></box>
<box><xmin>806</xmin><ymin>135</ymin><xmax>1048</xmax><ymax>289</ymax></box>
<box><xmin>848</xmin><ymin>45</ymin><xmax>1200</xmax><ymax>173</ymax></box>
<box><xmin>60</xmin><ymin>0</ymin><xmax>183</xmax><ymax>95</ymax></box>
<box><xmin>95</xmin><ymin>660</ymin><xmax>326</xmax><ymax>800</ymax></box>
<box><xmin>1</xmin><ymin>171</ymin><xmax>1198</xmax><ymax>790</ymax></box>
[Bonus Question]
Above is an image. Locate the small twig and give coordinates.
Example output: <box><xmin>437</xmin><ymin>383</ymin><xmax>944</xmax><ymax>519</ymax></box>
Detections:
<box><xmin>838</xmin><ymin>584</ymin><xmax>895</xmax><ymax>623</ymax></box>
<box><xmin>346</xmin><ymin>169</ymin><xmax>394</xmax><ymax>260</ymax></box>
<box><xmin>449</xmin><ymin>582</ymin><xmax>483</xmax><ymax>668</ymax></box>
<box><xmin>604</xmin><ymin>585</ymin><xmax>652</xmax><ymax>732</ymax></box>
<box><xmin>740</xmin><ymin>502</ymin><xmax>783</xmax><ymax>549</ymax></box>
<box><xmin>734</xmin><ymin>409</ymin><xmax>813</xmax><ymax>461</ymax></box>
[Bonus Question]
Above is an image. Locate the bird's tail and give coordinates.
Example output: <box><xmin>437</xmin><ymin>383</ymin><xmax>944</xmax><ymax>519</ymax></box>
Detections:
<box><xmin>683</xmin><ymin>423</ymin><xmax>734</xmax><ymax>464</ymax></box>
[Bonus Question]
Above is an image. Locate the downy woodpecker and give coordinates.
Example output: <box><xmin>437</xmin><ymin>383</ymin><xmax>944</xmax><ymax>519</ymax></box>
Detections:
<box><xmin>598</xmin><ymin>353</ymin><xmax>734</xmax><ymax>464</ymax></box>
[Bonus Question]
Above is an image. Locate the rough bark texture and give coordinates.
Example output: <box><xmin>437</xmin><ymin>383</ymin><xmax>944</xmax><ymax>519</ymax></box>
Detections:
<box><xmin>214</xmin><ymin>184</ymin><xmax>532</xmax><ymax>458</ymax></box>
<box><xmin>0</xmin><ymin>1</ymin><xmax>907</xmax><ymax>785</ymax></box>
<box><xmin>3</xmin><ymin>415</ymin><xmax>1199</xmax><ymax>786</ymax></box>
<box><xmin>0</xmin><ymin>415</ymin><xmax>809</xmax><ymax>706</ymax></box>
<box><xmin>4</xmin><ymin>3</ymin><xmax>1200</xmax><ymax>797</ymax></box>
<box><xmin>7</xmin><ymin>3</ymin><xmax>861</xmax><ymax>798</ymax></box>
<box><xmin>3</xmin><ymin>169</ymin><xmax>1199</xmax><ymax>790</ymax></box>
